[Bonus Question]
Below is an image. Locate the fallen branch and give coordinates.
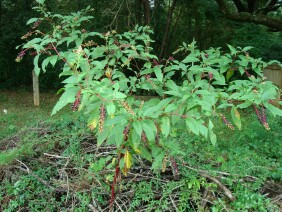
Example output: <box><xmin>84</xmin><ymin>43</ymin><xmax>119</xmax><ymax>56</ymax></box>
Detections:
<box><xmin>200</xmin><ymin>172</ymin><xmax>236</xmax><ymax>201</ymax></box>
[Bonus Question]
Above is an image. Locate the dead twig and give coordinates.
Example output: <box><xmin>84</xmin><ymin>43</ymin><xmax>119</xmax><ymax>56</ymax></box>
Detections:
<box><xmin>14</xmin><ymin>160</ymin><xmax>66</xmax><ymax>193</ymax></box>
<box><xmin>44</xmin><ymin>153</ymin><xmax>69</xmax><ymax>159</ymax></box>
<box><xmin>200</xmin><ymin>172</ymin><xmax>236</xmax><ymax>202</ymax></box>
<box><xmin>169</xmin><ymin>195</ymin><xmax>178</xmax><ymax>211</ymax></box>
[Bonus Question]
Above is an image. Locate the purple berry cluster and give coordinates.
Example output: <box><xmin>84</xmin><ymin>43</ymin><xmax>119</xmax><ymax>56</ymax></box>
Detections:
<box><xmin>253</xmin><ymin>105</ymin><xmax>270</xmax><ymax>130</ymax></box>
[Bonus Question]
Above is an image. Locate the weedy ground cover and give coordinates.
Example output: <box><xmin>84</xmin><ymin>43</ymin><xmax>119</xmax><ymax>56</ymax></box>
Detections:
<box><xmin>0</xmin><ymin>90</ymin><xmax>71</xmax><ymax>140</ymax></box>
<box><xmin>0</xmin><ymin>91</ymin><xmax>281</xmax><ymax>211</ymax></box>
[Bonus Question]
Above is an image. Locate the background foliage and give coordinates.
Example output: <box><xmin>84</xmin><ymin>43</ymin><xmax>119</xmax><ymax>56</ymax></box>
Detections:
<box><xmin>1</xmin><ymin>0</ymin><xmax>281</xmax><ymax>88</ymax></box>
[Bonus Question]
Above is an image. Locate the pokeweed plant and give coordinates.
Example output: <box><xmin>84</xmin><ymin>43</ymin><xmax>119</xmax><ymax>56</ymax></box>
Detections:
<box><xmin>17</xmin><ymin>0</ymin><xmax>282</xmax><ymax>205</ymax></box>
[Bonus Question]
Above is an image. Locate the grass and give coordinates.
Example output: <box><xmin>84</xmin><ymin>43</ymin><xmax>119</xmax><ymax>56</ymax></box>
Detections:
<box><xmin>0</xmin><ymin>89</ymin><xmax>281</xmax><ymax>211</ymax></box>
<box><xmin>0</xmin><ymin>89</ymin><xmax>71</xmax><ymax>140</ymax></box>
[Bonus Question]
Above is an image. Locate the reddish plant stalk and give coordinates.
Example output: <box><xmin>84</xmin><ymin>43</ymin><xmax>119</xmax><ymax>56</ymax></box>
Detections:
<box><xmin>170</xmin><ymin>156</ymin><xmax>179</xmax><ymax>179</ymax></box>
<box><xmin>51</xmin><ymin>42</ymin><xmax>72</xmax><ymax>68</ymax></box>
<box><xmin>110</xmin><ymin>158</ymin><xmax>121</xmax><ymax>208</ymax></box>
<box><xmin>109</xmin><ymin>124</ymin><xmax>130</xmax><ymax>208</ymax></box>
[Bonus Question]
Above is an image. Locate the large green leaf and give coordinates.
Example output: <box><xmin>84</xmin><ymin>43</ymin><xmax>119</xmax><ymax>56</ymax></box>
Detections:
<box><xmin>51</xmin><ymin>87</ymin><xmax>79</xmax><ymax>115</ymax></box>
<box><xmin>231</xmin><ymin>107</ymin><xmax>242</xmax><ymax>130</ymax></box>
<box><xmin>160</xmin><ymin>116</ymin><xmax>170</xmax><ymax>138</ymax></box>
<box><xmin>97</xmin><ymin>127</ymin><xmax>111</xmax><ymax>147</ymax></box>
<box><xmin>130</xmin><ymin>129</ymin><xmax>141</xmax><ymax>149</ymax></box>
<box><xmin>208</xmin><ymin>119</ymin><xmax>217</xmax><ymax>145</ymax></box>
<box><xmin>265</xmin><ymin>103</ymin><xmax>282</xmax><ymax>117</ymax></box>
<box><xmin>133</xmin><ymin>121</ymin><xmax>143</xmax><ymax>137</ymax></box>
<box><xmin>142</xmin><ymin>119</ymin><xmax>157</xmax><ymax>142</ymax></box>
<box><xmin>26</xmin><ymin>18</ymin><xmax>39</xmax><ymax>25</ymax></box>
<box><xmin>154</xmin><ymin>67</ymin><xmax>163</xmax><ymax>82</ymax></box>
<box><xmin>33</xmin><ymin>55</ymin><xmax>40</xmax><ymax>76</ymax></box>
<box><xmin>185</xmin><ymin>117</ymin><xmax>200</xmax><ymax>135</ymax></box>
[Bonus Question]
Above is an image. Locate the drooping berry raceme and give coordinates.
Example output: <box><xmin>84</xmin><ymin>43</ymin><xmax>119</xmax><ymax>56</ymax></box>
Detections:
<box><xmin>153</xmin><ymin>59</ymin><xmax>159</xmax><ymax>66</ymax></box>
<box><xmin>15</xmin><ymin>49</ymin><xmax>27</xmax><ymax>62</ymax></box>
<box><xmin>168</xmin><ymin>56</ymin><xmax>175</xmax><ymax>61</ymax></box>
<box><xmin>119</xmin><ymin>101</ymin><xmax>136</xmax><ymax>116</ymax></box>
<box><xmin>32</xmin><ymin>19</ymin><xmax>42</xmax><ymax>29</ymax></box>
<box><xmin>253</xmin><ymin>104</ymin><xmax>262</xmax><ymax>123</ymax></box>
<box><xmin>123</xmin><ymin>124</ymin><xmax>131</xmax><ymax>141</ymax></box>
<box><xmin>71</xmin><ymin>91</ymin><xmax>81</xmax><ymax>111</ymax></box>
<box><xmin>253</xmin><ymin>105</ymin><xmax>270</xmax><ymax>130</ymax></box>
<box><xmin>220</xmin><ymin>115</ymin><xmax>234</xmax><ymax>130</ymax></box>
<box><xmin>21</xmin><ymin>32</ymin><xmax>32</xmax><ymax>40</ymax></box>
<box><xmin>208</xmin><ymin>72</ymin><xmax>213</xmax><ymax>81</ymax></box>
<box><xmin>98</xmin><ymin>104</ymin><xmax>106</xmax><ymax>133</ymax></box>
<box><xmin>145</xmin><ymin>74</ymin><xmax>156</xmax><ymax>89</ymax></box>
<box><xmin>261</xmin><ymin>107</ymin><xmax>270</xmax><ymax>130</ymax></box>
<box><xmin>244</xmin><ymin>69</ymin><xmax>251</xmax><ymax>77</ymax></box>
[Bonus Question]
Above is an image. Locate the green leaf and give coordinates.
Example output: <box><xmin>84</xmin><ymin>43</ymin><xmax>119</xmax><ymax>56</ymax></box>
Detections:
<box><xmin>165</xmin><ymin>80</ymin><xmax>179</xmax><ymax>91</ymax></box>
<box><xmin>231</xmin><ymin>107</ymin><xmax>242</xmax><ymax>130</ymax></box>
<box><xmin>142</xmin><ymin>119</ymin><xmax>157</xmax><ymax>142</ymax></box>
<box><xmin>26</xmin><ymin>18</ymin><xmax>39</xmax><ymax>25</ymax></box>
<box><xmin>152</xmin><ymin>149</ymin><xmax>165</xmax><ymax>170</ymax></box>
<box><xmin>41</xmin><ymin>57</ymin><xmax>51</xmax><ymax>73</ymax></box>
<box><xmin>226</xmin><ymin>69</ymin><xmax>234</xmax><ymax>82</ymax></box>
<box><xmin>164</xmin><ymin>103</ymin><xmax>178</xmax><ymax>113</ymax></box>
<box><xmin>49</xmin><ymin>55</ymin><xmax>58</xmax><ymax>67</ymax></box>
<box><xmin>237</xmin><ymin>102</ymin><xmax>252</xmax><ymax>109</ymax></box>
<box><xmin>140</xmin><ymin>68</ymin><xmax>154</xmax><ymax>75</ymax></box>
<box><xmin>138</xmin><ymin>145</ymin><xmax>152</xmax><ymax>161</ymax></box>
<box><xmin>208</xmin><ymin>119</ymin><xmax>214</xmax><ymax>131</ymax></box>
<box><xmin>185</xmin><ymin>117</ymin><xmax>200</xmax><ymax>135</ymax></box>
<box><xmin>227</xmin><ymin>44</ymin><xmax>237</xmax><ymax>55</ymax></box>
<box><xmin>242</xmin><ymin>46</ymin><xmax>253</xmax><ymax>52</ymax></box>
<box><xmin>160</xmin><ymin>116</ymin><xmax>170</xmax><ymax>138</ymax></box>
<box><xmin>144</xmin><ymin>62</ymin><xmax>152</xmax><ymax>69</ymax></box>
<box><xmin>182</xmin><ymin>54</ymin><xmax>199</xmax><ymax>63</ymax></box>
<box><xmin>199</xmin><ymin>124</ymin><xmax>208</xmax><ymax>139</ymax></box>
<box><xmin>133</xmin><ymin>121</ymin><xmax>143</xmax><ymax>137</ymax></box>
<box><xmin>108</xmin><ymin>124</ymin><xmax>124</xmax><ymax>147</ymax></box>
<box><xmin>106</xmin><ymin>103</ymin><xmax>116</xmax><ymax>115</ymax></box>
<box><xmin>265</xmin><ymin>103</ymin><xmax>282</xmax><ymax>117</ymax></box>
<box><xmin>29</xmin><ymin>38</ymin><xmax>42</xmax><ymax>44</ymax></box>
<box><xmin>34</xmin><ymin>55</ymin><xmax>40</xmax><ymax>76</ymax></box>
<box><xmin>130</xmin><ymin>129</ymin><xmax>141</xmax><ymax>149</ymax></box>
<box><xmin>208</xmin><ymin>119</ymin><xmax>216</xmax><ymax>144</ymax></box>
<box><xmin>154</xmin><ymin>67</ymin><xmax>163</xmax><ymax>82</ymax></box>
<box><xmin>51</xmin><ymin>87</ymin><xmax>79</xmax><ymax>115</ymax></box>
<box><xmin>113</xmin><ymin>91</ymin><xmax>126</xmax><ymax>99</ymax></box>
<box><xmin>88</xmin><ymin>31</ymin><xmax>104</xmax><ymax>38</ymax></box>
<box><xmin>97</xmin><ymin>127</ymin><xmax>111</xmax><ymax>147</ymax></box>
<box><xmin>62</xmin><ymin>75</ymin><xmax>78</xmax><ymax>84</ymax></box>
<box><xmin>209</xmin><ymin>131</ymin><xmax>217</xmax><ymax>146</ymax></box>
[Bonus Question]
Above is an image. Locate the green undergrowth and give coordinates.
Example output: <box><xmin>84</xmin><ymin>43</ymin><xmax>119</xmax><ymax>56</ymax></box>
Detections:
<box><xmin>0</xmin><ymin>110</ymin><xmax>281</xmax><ymax>211</ymax></box>
<box><xmin>0</xmin><ymin>89</ymin><xmax>71</xmax><ymax>140</ymax></box>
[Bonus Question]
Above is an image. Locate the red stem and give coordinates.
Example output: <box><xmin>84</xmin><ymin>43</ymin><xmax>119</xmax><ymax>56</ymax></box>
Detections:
<box><xmin>51</xmin><ymin>42</ymin><xmax>72</xmax><ymax>68</ymax></box>
<box><xmin>110</xmin><ymin>160</ymin><xmax>120</xmax><ymax>207</ymax></box>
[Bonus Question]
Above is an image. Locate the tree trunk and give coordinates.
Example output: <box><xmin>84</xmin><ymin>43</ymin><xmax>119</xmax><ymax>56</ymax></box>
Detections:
<box><xmin>136</xmin><ymin>0</ymin><xmax>143</xmax><ymax>25</ymax></box>
<box><xmin>33</xmin><ymin>70</ymin><xmax>40</xmax><ymax>107</ymax></box>
<box><xmin>143</xmin><ymin>0</ymin><xmax>151</xmax><ymax>25</ymax></box>
<box><xmin>159</xmin><ymin>0</ymin><xmax>177</xmax><ymax>59</ymax></box>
